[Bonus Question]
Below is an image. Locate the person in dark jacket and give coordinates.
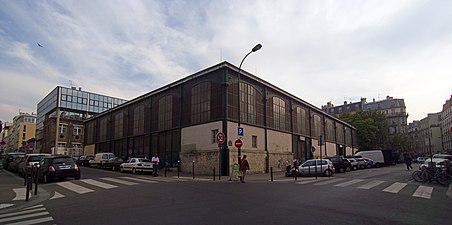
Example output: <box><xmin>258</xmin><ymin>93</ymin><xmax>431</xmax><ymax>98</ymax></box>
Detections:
<box><xmin>405</xmin><ymin>155</ymin><xmax>413</xmax><ymax>170</ymax></box>
<box><xmin>240</xmin><ymin>155</ymin><xmax>250</xmax><ymax>183</ymax></box>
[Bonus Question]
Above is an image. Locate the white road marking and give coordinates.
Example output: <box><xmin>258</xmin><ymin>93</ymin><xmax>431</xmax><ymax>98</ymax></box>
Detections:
<box><xmin>383</xmin><ymin>182</ymin><xmax>407</xmax><ymax>193</ymax></box>
<box><xmin>0</xmin><ymin>204</ymin><xmax>14</xmax><ymax>210</ymax></box>
<box><xmin>6</xmin><ymin>216</ymin><xmax>53</xmax><ymax>225</ymax></box>
<box><xmin>0</xmin><ymin>211</ymin><xmax>49</xmax><ymax>223</ymax></box>
<box><xmin>49</xmin><ymin>191</ymin><xmax>65</xmax><ymax>200</ymax></box>
<box><xmin>357</xmin><ymin>180</ymin><xmax>385</xmax><ymax>190</ymax></box>
<box><xmin>12</xmin><ymin>188</ymin><xmax>31</xmax><ymax>201</ymax></box>
<box><xmin>139</xmin><ymin>176</ymin><xmax>177</xmax><ymax>182</ymax></box>
<box><xmin>56</xmin><ymin>181</ymin><xmax>94</xmax><ymax>194</ymax></box>
<box><xmin>334</xmin><ymin>179</ymin><xmax>365</xmax><ymax>187</ymax></box>
<box><xmin>80</xmin><ymin>179</ymin><xmax>118</xmax><ymax>189</ymax></box>
<box><xmin>296</xmin><ymin>179</ymin><xmax>322</xmax><ymax>185</ymax></box>
<box><xmin>0</xmin><ymin>208</ymin><xmax>45</xmax><ymax>219</ymax></box>
<box><xmin>313</xmin><ymin>178</ymin><xmax>347</xmax><ymax>186</ymax></box>
<box><xmin>119</xmin><ymin>177</ymin><xmax>158</xmax><ymax>183</ymax></box>
<box><xmin>101</xmin><ymin>177</ymin><xmax>138</xmax><ymax>185</ymax></box>
<box><xmin>412</xmin><ymin>185</ymin><xmax>433</xmax><ymax>199</ymax></box>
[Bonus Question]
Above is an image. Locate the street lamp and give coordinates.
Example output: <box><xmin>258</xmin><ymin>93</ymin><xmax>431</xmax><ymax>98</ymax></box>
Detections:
<box><xmin>237</xmin><ymin>43</ymin><xmax>262</xmax><ymax>164</ymax></box>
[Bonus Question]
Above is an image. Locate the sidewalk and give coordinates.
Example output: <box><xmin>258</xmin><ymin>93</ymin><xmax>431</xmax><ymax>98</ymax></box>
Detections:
<box><xmin>161</xmin><ymin>169</ymin><xmax>288</xmax><ymax>182</ymax></box>
<box><xmin>0</xmin><ymin>170</ymin><xmax>49</xmax><ymax>213</ymax></box>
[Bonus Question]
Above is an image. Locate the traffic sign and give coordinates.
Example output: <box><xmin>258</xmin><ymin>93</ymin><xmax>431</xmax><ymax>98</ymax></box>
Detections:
<box><xmin>238</xmin><ymin>127</ymin><xmax>244</xmax><ymax>136</ymax></box>
<box><xmin>235</xmin><ymin>139</ymin><xmax>243</xmax><ymax>148</ymax></box>
<box><xmin>216</xmin><ymin>132</ymin><xmax>225</xmax><ymax>144</ymax></box>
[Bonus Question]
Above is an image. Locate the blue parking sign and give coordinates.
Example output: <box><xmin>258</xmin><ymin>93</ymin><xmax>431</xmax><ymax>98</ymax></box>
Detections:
<box><xmin>238</xmin><ymin>127</ymin><xmax>244</xmax><ymax>136</ymax></box>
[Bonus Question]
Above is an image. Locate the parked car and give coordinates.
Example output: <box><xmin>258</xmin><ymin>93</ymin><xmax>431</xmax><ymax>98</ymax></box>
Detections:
<box><xmin>120</xmin><ymin>158</ymin><xmax>153</xmax><ymax>174</ymax></box>
<box><xmin>344</xmin><ymin>158</ymin><xmax>359</xmax><ymax>170</ymax></box>
<box><xmin>325</xmin><ymin>156</ymin><xmax>351</xmax><ymax>173</ymax></box>
<box><xmin>419</xmin><ymin>158</ymin><xmax>449</xmax><ymax>170</ymax></box>
<box><xmin>432</xmin><ymin>154</ymin><xmax>452</xmax><ymax>160</ymax></box>
<box><xmin>38</xmin><ymin>155</ymin><xmax>81</xmax><ymax>183</ymax></box>
<box><xmin>3</xmin><ymin>152</ymin><xmax>25</xmax><ymax>170</ymax></box>
<box><xmin>416</xmin><ymin>157</ymin><xmax>429</xmax><ymax>164</ymax></box>
<box><xmin>76</xmin><ymin>155</ymin><xmax>94</xmax><ymax>166</ymax></box>
<box><xmin>9</xmin><ymin>155</ymin><xmax>25</xmax><ymax>174</ymax></box>
<box><xmin>354</xmin><ymin>158</ymin><xmax>368</xmax><ymax>169</ymax></box>
<box><xmin>18</xmin><ymin>153</ymin><xmax>52</xmax><ymax>177</ymax></box>
<box><xmin>297</xmin><ymin>159</ymin><xmax>335</xmax><ymax>177</ymax></box>
<box><xmin>103</xmin><ymin>157</ymin><xmax>124</xmax><ymax>171</ymax></box>
<box><xmin>91</xmin><ymin>153</ymin><xmax>116</xmax><ymax>169</ymax></box>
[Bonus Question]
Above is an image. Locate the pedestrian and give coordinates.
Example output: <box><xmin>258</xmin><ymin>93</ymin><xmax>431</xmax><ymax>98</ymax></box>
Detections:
<box><xmin>405</xmin><ymin>155</ymin><xmax>413</xmax><ymax>170</ymax></box>
<box><xmin>240</xmin><ymin>155</ymin><xmax>250</xmax><ymax>183</ymax></box>
<box><xmin>151</xmin><ymin>154</ymin><xmax>160</xmax><ymax>177</ymax></box>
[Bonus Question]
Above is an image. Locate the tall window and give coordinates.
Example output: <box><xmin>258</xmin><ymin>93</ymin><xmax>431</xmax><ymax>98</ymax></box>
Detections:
<box><xmin>191</xmin><ymin>82</ymin><xmax>211</xmax><ymax>124</ymax></box>
<box><xmin>114</xmin><ymin>113</ymin><xmax>124</xmax><ymax>139</ymax></box>
<box><xmin>99</xmin><ymin>118</ymin><xmax>108</xmax><ymax>142</ymax></box>
<box><xmin>312</xmin><ymin>114</ymin><xmax>322</xmax><ymax>137</ymax></box>
<box><xmin>59</xmin><ymin>124</ymin><xmax>67</xmax><ymax>134</ymax></box>
<box><xmin>159</xmin><ymin>96</ymin><xmax>173</xmax><ymax>130</ymax></box>
<box><xmin>73</xmin><ymin>126</ymin><xmax>83</xmax><ymax>135</ymax></box>
<box><xmin>133</xmin><ymin>105</ymin><xmax>145</xmax><ymax>135</ymax></box>
<box><xmin>240</xmin><ymin>83</ymin><xmax>257</xmax><ymax>124</ymax></box>
<box><xmin>252</xmin><ymin>136</ymin><xmax>258</xmax><ymax>148</ymax></box>
<box><xmin>272</xmin><ymin>97</ymin><xmax>286</xmax><ymax>130</ymax></box>
<box><xmin>211</xmin><ymin>129</ymin><xmax>219</xmax><ymax>144</ymax></box>
<box><xmin>295</xmin><ymin>107</ymin><xmax>309</xmax><ymax>135</ymax></box>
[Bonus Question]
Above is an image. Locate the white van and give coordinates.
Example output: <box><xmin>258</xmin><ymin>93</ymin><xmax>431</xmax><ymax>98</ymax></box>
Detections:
<box><xmin>91</xmin><ymin>153</ymin><xmax>116</xmax><ymax>169</ymax></box>
<box><xmin>354</xmin><ymin>150</ymin><xmax>385</xmax><ymax>167</ymax></box>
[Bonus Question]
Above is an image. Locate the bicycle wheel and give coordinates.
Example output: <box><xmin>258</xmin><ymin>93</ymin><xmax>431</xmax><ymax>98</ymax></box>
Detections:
<box><xmin>436</xmin><ymin>173</ymin><xmax>450</xmax><ymax>186</ymax></box>
<box><xmin>412</xmin><ymin>170</ymin><xmax>424</xmax><ymax>182</ymax></box>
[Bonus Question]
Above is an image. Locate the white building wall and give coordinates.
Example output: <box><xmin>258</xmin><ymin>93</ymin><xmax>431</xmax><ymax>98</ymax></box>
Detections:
<box><xmin>181</xmin><ymin>121</ymin><xmax>222</xmax><ymax>152</ymax></box>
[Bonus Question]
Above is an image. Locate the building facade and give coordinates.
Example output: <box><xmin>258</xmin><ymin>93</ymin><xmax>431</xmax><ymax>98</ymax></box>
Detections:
<box><xmin>441</xmin><ymin>95</ymin><xmax>452</xmax><ymax>153</ymax></box>
<box><xmin>36</xmin><ymin>86</ymin><xmax>127</xmax><ymax>155</ymax></box>
<box><xmin>84</xmin><ymin>62</ymin><xmax>358</xmax><ymax>175</ymax></box>
<box><xmin>417</xmin><ymin>113</ymin><xmax>442</xmax><ymax>155</ymax></box>
<box><xmin>322</xmin><ymin>96</ymin><xmax>408</xmax><ymax>135</ymax></box>
<box><xmin>0</xmin><ymin>113</ymin><xmax>36</xmax><ymax>153</ymax></box>
<box><xmin>1</xmin><ymin>121</ymin><xmax>14</xmax><ymax>153</ymax></box>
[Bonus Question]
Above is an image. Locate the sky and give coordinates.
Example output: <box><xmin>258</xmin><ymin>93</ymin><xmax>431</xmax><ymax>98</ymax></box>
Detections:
<box><xmin>1</xmin><ymin>0</ymin><xmax>451</xmax><ymax>125</ymax></box>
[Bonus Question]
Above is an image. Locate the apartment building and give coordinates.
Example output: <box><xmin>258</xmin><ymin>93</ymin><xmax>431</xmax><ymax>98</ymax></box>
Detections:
<box><xmin>0</xmin><ymin>113</ymin><xmax>36</xmax><ymax>153</ymax></box>
<box><xmin>441</xmin><ymin>95</ymin><xmax>452</xmax><ymax>153</ymax></box>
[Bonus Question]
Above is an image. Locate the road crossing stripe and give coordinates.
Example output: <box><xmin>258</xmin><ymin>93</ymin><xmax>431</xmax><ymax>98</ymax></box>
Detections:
<box><xmin>101</xmin><ymin>177</ymin><xmax>138</xmax><ymax>185</ymax></box>
<box><xmin>334</xmin><ymin>179</ymin><xmax>365</xmax><ymax>187</ymax></box>
<box><xmin>382</xmin><ymin>182</ymin><xmax>407</xmax><ymax>193</ymax></box>
<box><xmin>12</xmin><ymin>188</ymin><xmax>32</xmax><ymax>201</ymax></box>
<box><xmin>6</xmin><ymin>216</ymin><xmax>53</xmax><ymax>225</ymax></box>
<box><xmin>80</xmin><ymin>179</ymin><xmax>118</xmax><ymax>189</ymax></box>
<box><xmin>0</xmin><ymin>204</ymin><xmax>14</xmax><ymax>210</ymax></box>
<box><xmin>296</xmin><ymin>179</ymin><xmax>322</xmax><ymax>185</ymax></box>
<box><xmin>56</xmin><ymin>181</ymin><xmax>94</xmax><ymax>194</ymax></box>
<box><xmin>22</xmin><ymin>205</ymin><xmax>44</xmax><ymax>210</ymax></box>
<box><xmin>313</xmin><ymin>178</ymin><xmax>347</xmax><ymax>186</ymax></box>
<box><xmin>357</xmin><ymin>180</ymin><xmax>385</xmax><ymax>189</ymax></box>
<box><xmin>0</xmin><ymin>208</ymin><xmax>46</xmax><ymax>219</ymax></box>
<box><xmin>0</xmin><ymin>211</ymin><xmax>49</xmax><ymax>223</ymax></box>
<box><xmin>138</xmin><ymin>176</ymin><xmax>177</xmax><ymax>182</ymax></box>
<box><xmin>412</xmin><ymin>185</ymin><xmax>433</xmax><ymax>199</ymax></box>
<box><xmin>49</xmin><ymin>191</ymin><xmax>65</xmax><ymax>200</ymax></box>
<box><xmin>120</xmin><ymin>177</ymin><xmax>158</xmax><ymax>183</ymax></box>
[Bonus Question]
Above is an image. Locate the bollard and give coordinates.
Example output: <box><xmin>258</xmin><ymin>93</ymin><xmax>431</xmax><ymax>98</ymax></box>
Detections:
<box><xmin>177</xmin><ymin>160</ymin><xmax>181</xmax><ymax>178</ymax></box>
<box><xmin>34</xmin><ymin>166</ymin><xmax>39</xmax><ymax>195</ymax></box>
<box><xmin>213</xmin><ymin>167</ymin><xmax>216</xmax><ymax>181</ymax></box>
<box><xmin>270</xmin><ymin>167</ymin><xmax>274</xmax><ymax>182</ymax></box>
<box><xmin>25</xmin><ymin>176</ymin><xmax>31</xmax><ymax>201</ymax></box>
<box><xmin>164</xmin><ymin>164</ymin><xmax>167</xmax><ymax>177</ymax></box>
<box><xmin>192</xmin><ymin>161</ymin><xmax>195</xmax><ymax>179</ymax></box>
<box><xmin>24</xmin><ymin>167</ymin><xmax>27</xmax><ymax>186</ymax></box>
<box><xmin>29</xmin><ymin>165</ymin><xmax>34</xmax><ymax>191</ymax></box>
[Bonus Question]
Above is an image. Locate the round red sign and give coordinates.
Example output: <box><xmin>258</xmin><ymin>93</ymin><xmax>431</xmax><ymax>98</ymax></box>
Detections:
<box><xmin>216</xmin><ymin>132</ymin><xmax>225</xmax><ymax>144</ymax></box>
<box><xmin>235</xmin><ymin>139</ymin><xmax>243</xmax><ymax>148</ymax></box>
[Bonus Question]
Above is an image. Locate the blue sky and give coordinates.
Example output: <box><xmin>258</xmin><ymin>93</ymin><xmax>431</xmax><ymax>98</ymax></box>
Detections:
<box><xmin>1</xmin><ymin>0</ymin><xmax>451</xmax><ymax>124</ymax></box>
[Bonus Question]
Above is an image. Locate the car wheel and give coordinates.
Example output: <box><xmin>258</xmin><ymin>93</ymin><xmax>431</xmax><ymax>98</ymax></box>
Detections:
<box><xmin>339</xmin><ymin>168</ymin><xmax>345</xmax><ymax>173</ymax></box>
<box><xmin>120</xmin><ymin>167</ymin><xmax>124</xmax><ymax>173</ymax></box>
<box><xmin>324</xmin><ymin>169</ymin><xmax>332</xmax><ymax>177</ymax></box>
<box><xmin>132</xmin><ymin>168</ymin><xmax>136</xmax><ymax>174</ymax></box>
<box><xmin>353</xmin><ymin>166</ymin><xmax>358</xmax><ymax>170</ymax></box>
<box><xmin>346</xmin><ymin>167</ymin><xmax>351</xmax><ymax>172</ymax></box>
<box><xmin>360</xmin><ymin>165</ymin><xmax>365</xmax><ymax>169</ymax></box>
<box><xmin>375</xmin><ymin>163</ymin><xmax>381</xmax><ymax>168</ymax></box>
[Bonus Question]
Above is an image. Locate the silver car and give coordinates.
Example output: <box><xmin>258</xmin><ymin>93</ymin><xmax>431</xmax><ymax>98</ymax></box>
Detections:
<box><xmin>298</xmin><ymin>159</ymin><xmax>335</xmax><ymax>177</ymax></box>
<box><xmin>120</xmin><ymin>158</ymin><xmax>153</xmax><ymax>174</ymax></box>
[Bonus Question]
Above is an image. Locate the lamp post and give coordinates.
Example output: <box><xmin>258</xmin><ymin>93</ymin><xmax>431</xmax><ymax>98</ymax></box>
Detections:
<box><xmin>237</xmin><ymin>43</ymin><xmax>262</xmax><ymax>164</ymax></box>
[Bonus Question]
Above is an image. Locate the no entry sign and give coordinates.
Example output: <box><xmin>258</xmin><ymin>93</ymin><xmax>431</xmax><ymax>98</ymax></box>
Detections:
<box><xmin>235</xmin><ymin>139</ymin><xmax>243</xmax><ymax>148</ymax></box>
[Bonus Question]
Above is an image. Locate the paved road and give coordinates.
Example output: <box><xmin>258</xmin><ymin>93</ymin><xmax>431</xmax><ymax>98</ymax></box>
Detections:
<box><xmin>1</xmin><ymin>164</ymin><xmax>451</xmax><ymax>225</ymax></box>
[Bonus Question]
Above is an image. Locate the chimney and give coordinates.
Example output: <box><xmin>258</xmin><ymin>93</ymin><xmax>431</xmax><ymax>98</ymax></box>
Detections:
<box><xmin>344</xmin><ymin>101</ymin><xmax>347</xmax><ymax>105</ymax></box>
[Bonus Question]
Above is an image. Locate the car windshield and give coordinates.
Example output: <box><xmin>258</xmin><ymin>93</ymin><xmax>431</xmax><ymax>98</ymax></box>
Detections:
<box><xmin>139</xmin><ymin>159</ymin><xmax>151</xmax><ymax>163</ymax></box>
<box><xmin>28</xmin><ymin>155</ymin><xmax>46</xmax><ymax>162</ymax></box>
<box><xmin>53</xmin><ymin>158</ymin><xmax>74</xmax><ymax>164</ymax></box>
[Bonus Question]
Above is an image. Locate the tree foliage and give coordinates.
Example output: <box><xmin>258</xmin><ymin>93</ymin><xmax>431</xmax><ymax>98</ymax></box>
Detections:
<box><xmin>339</xmin><ymin>110</ymin><xmax>388</xmax><ymax>150</ymax></box>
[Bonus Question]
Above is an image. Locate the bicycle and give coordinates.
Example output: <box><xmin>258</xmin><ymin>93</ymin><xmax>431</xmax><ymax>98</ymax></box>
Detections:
<box><xmin>412</xmin><ymin>167</ymin><xmax>450</xmax><ymax>186</ymax></box>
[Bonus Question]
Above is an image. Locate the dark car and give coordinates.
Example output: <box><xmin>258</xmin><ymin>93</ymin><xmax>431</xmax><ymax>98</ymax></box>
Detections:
<box><xmin>325</xmin><ymin>156</ymin><xmax>351</xmax><ymax>173</ymax></box>
<box><xmin>9</xmin><ymin>155</ymin><xmax>25</xmax><ymax>173</ymax></box>
<box><xmin>103</xmin><ymin>157</ymin><xmax>124</xmax><ymax>171</ymax></box>
<box><xmin>38</xmin><ymin>155</ymin><xmax>81</xmax><ymax>183</ymax></box>
<box><xmin>3</xmin><ymin>152</ymin><xmax>25</xmax><ymax>171</ymax></box>
<box><xmin>76</xmin><ymin>155</ymin><xmax>94</xmax><ymax>167</ymax></box>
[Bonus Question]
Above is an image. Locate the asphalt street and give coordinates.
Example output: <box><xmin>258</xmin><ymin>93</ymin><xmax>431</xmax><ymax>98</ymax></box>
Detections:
<box><xmin>1</xmin><ymin>164</ymin><xmax>451</xmax><ymax>225</ymax></box>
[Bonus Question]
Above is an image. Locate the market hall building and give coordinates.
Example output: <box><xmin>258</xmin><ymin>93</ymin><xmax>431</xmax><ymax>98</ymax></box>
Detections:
<box><xmin>84</xmin><ymin>62</ymin><xmax>357</xmax><ymax>175</ymax></box>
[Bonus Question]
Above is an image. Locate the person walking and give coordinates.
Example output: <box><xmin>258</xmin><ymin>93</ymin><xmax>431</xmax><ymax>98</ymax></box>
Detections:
<box><xmin>151</xmin><ymin>154</ymin><xmax>160</xmax><ymax>177</ymax></box>
<box><xmin>240</xmin><ymin>155</ymin><xmax>250</xmax><ymax>183</ymax></box>
<box><xmin>405</xmin><ymin>155</ymin><xmax>413</xmax><ymax>170</ymax></box>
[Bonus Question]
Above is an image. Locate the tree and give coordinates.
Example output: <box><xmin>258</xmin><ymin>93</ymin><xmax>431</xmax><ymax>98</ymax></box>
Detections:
<box><xmin>339</xmin><ymin>110</ymin><xmax>388</xmax><ymax>150</ymax></box>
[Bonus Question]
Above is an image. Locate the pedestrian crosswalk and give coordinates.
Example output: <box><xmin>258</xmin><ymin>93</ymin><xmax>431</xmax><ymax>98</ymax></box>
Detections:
<box><xmin>0</xmin><ymin>204</ymin><xmax>53</xmax><ymax>225</ymax></box>
<box><xmin>294</xmin><ymin>177</ymin><xmax>438</xmax><ymax>200</ymax></box>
